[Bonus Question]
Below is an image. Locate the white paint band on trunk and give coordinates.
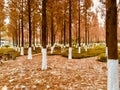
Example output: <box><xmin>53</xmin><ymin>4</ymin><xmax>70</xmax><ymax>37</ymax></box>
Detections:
<box><xmin>106</xmin><ymin>47</ymin><xmax>108</xmax><ymax>57</ymax></box>
<box><xmin>28</xmin><ymin>47</ymin><xmax>32</xmax><ymax>59</ymax></box>
<box><xmin>78</xmin><ymin>47</ymin><xmax>81</xmax><ymax>53</ymax></box>
<box><xmin>85</xmin><ymin>45</ymin><xmax>87</xmax><ymax>52</ymax></box>
<box><xmin>17</xmin><ymin>47</ymin><xmax>20</xmax><ymax>52</ymax></box>
<box><xmin>33</xmin><ymin>46</ymin><xmax>35</xmax><ymax>50</ymax></box>
<box><xmin>107</xmin><ymin>59</ymin><xmax>119</xmax><ymax>90</ymax></box>
<box><xmin>20</xmin><ymin>47</ymin><xmax>24</xmax><ymax>55</ymax></box>
<box><xmin>51</xmin><ymin>46</ymin><xmax>54</xmax><ymax>54</ymax></box>
<box><xmin>68</xmin><ymin>47</ymin><xmax>72</xmax><ymax>59</ymax></box>
<box><xmin>42</xmin><ymin>48</ymin><xmax>47</xmax><ymax>70</ymax></box>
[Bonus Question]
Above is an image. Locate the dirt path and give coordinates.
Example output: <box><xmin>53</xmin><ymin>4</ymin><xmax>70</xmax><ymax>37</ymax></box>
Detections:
<box><xmin>0</xmin><ymin>54</ymin><xmax>108</xmax><ymax>90</ymax></box>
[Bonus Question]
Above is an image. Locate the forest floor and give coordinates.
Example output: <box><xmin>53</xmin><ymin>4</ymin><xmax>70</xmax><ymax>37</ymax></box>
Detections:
<box><xmin>0</xmin><ymin>53</ymin><xmax>115</xmax><ymax>90</ymax></box>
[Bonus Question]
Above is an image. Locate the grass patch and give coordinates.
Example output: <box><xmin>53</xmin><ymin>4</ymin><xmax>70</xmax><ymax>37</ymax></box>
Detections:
<box><xmin>24</xmin><ymin>47</ymin><xmax>41</xmax><ymax>55</ymax></box>
<box><xmin>47</xmin><ymin>46</ymin><xmax>61</xmax><ymax>55</ymax></box>
<box><xmin>97</xmin><ymin>52</ymin><xmax>120</xmax><ymax>64</ymax></box>
<box><xmin>47</xmin><ymin>45</ymin><xmax>105</xmax><ymax>59</ymax></box>
<box><xmin>0</xmin><ymin>47</ymin><xmax>20</xmax><ymax>60</ymax></box>
<box><xmin>62</xmin><ymin>46</ymin><xmax>105</xmax><ymax>59</ymax></box>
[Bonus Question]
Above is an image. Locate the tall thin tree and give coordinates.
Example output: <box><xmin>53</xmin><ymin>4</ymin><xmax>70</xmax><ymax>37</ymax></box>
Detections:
<box><xmin>50</xmin><ymin>10</ymin><xmax>55</xmax><ymax>54</ymax></box>
<box><xmin>84</xmin><ymin>0</ymin><xmax>88</xmax><ymax>52</ymax></box>
<box><xmin>28</xmin><ymin>0</ymin><xmax>32</xmax><ymax>59</ymax></box>
<box><xmin>20</xmin><ymin>0</ymin><xmax>24</xmax><ymax>55</ymax></box>
<box><xmin>68</xmin><ymin>0</ymin><xmax>72</xmax><ymax>59</ymax></box>
<box><xmin>42</xmin><ymin>0</ymin><xmax>47</xmax><ymax>70</ymax></box>
<box><xmin>106</xmin><ymin>0</ymin><xmax>119</xmax><ymax>89</ymax></box>
<box><xmin>78</xmin><ymin>0</ymin><xmax>81</xmax><ymax>53</ymax></box>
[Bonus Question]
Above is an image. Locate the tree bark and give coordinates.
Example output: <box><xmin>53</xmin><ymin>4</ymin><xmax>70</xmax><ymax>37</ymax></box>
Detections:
<box><xmin>51</xmin><ymin>11</ymin><xmax>54</xmax><ymax>47</ymax></box>
<box><xmin>21</xmin><ymin>0</ymin><xmax>24</xmax><ymax>47</ymax></box>
<box><xmin>42</xmin><ymin>0</ymin><xmax>47</xmax><ymax>48</ymax></box>
<box><xmin>78</xmin><ymin>0</ymin><xmax>81</xmax><ymax>47</ymax></box>
<box><xmin>28</xmin><ymin>0</ymin><xmax>32</xmax><ymax>48</ymax></box>
<box><xmin>69</xmin><ymin>0</ymin><xmax>72</xmax><ymax>47</ymax></box>
<box><xmin>107</xmin><ymin>0</ymin><xmax>118</xmax><ymax>59</ymax></box>
<box><xmin>18</xmin><ymin>14</ymin><xmax>21</xmax><ymax>47</ymax></box>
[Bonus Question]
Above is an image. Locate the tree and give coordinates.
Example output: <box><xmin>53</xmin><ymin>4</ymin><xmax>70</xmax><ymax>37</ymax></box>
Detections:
<box><xmin>21</xmin><ymin>0</ymin><xmax>24</xmax><ymax>55</ymax></box>
<box><xmin>27</xmin><ymin>0</ymin><xmax>32</xmax><ymax>59</ymax></box>
<box><xmin>68</xmin><ymin>0</ymin><xmax>72</xmax><ymax>59</ymax></box>
<box><xmin>78</xmin><ymin>0</ymin><xmax>81</xmax><ymax>53</ymax></box>
<box><xmin>106</xmin><ymin>0</ymin><xmax>119</xmax><ymax>89</ymax></box>
<box><xmin>50</xmin><ymin>5</ymin><xmax>54</xmax><ymax>54</ymax></box>
<box><xmin>42</xmin><ymin>0</ymin><xmax>47</xmax><ymax>70</ymax></box>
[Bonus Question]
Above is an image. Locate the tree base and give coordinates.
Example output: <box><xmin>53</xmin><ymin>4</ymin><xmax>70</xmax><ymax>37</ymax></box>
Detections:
<box><xmin>33</xmin><ymin>46</ymin><xmax>35</xmax><ymax>50</ymax></box>
<box><xmin>28</xmin><ymin>47</ymin><xmax>32</xmax><ymax>60</ymax></box>
<box><xmin>42</xmin><ymin>48</ymin><xmax>47</xmax><ymax>70</ymax></box>
<box><xmin>85</xmin><ymin>46</ymin><xmax>88</xmax><ymax>52</ymax></box>
<box><xmin>78</xmin><ymin>47</ymin><xmax>81</xmax><ymax>53</ymax></box>
<box><xmin>106</xmin><ymin>47</ymin><xmax>108</xmax><ymax>57</ymax></box>
<box><xmin>20</xmin><ymin>47</ymin><xmax>24</xmax><ymax>55</ymax></box>
<box><xmin>68</xmin><ymin>47</ymin><xmax>72</xmax><ymax>59</ymax></box>
<box><xmin>107</xmin><ymin>59</ymin><xmax>119</xmax><ymax>90</ymax></box>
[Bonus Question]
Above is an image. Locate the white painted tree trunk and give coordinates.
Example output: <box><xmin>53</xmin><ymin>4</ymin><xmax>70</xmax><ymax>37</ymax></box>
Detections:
<box><xmin>14</xmin><ymin>46</ymin><xmax>17</xmax><ymax>51</ymax></box>
<box><xmin>85</xmin><ymin>45</ymin><xmax>88</xmax><ymax>52</ymax></box>
<box><xmin>42</xmin><ymin>48</ymin><xmax>47</xmax><ymax>70</ymax></box>
<box><xmin>50</xmin><ymin>46</ymin><xmax>54</xmax><ymax>54</ymax></box>
<box><xmin>68</xmin><ymin>47</ymin><xmax>72</xmax><ymax>59</ymax></box>
<box><xmin>33</xmin><ymin>46</ymin><xmax>35</xmax><ymax>50</ymax></box>
<box><xmin>28</xmin><ymin>47</ymin><xmax>32</xmax><ymax>60</ymax></box>
<box><xmin>107</xmin><ymin>59</ymin><xmax>119</xmax><ymax>90</ymax></box>
<box><xmin>20</xmin><ymin>47</ymin><xmax>24</xmax><ymax>55</ymax></box>
<box><xmin>51</xmin><ymin>44</ymin><xmax>55</xmax><ymax>54</ymax></box>
<box><xmin>106</xmin><ymin>47</ymin><xmax>108</xmax><ymax>57</ymax></box>
<box><xmin>17</xmin><ymin>47</ymin><xmax>20</xmax><ymax>52</ymax></box>
<box><xmin>78</xmin><ymin>47</ymin><xmax>81</xmax><ymax>53</ymax></box>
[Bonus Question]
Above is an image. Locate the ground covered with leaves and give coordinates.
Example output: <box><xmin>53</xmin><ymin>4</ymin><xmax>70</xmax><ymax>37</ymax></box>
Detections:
<box><xmin>0</xmin><ymin>54</ymin><xmax>110</xmax><ymax>90</ymax></box>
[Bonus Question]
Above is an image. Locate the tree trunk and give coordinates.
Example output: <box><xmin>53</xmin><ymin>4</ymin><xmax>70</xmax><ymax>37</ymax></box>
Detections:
<box><xmin>50</xmin><ymin>11</ymin><xmax>55</xmax><ymax>54</ymax></box>
<box><xmin>68</xmin><ymin>0</ymin><xmax>72</xmax><ymax>59</ymax></box>
<box><xmin>63</xmin><ymin>16</ymin><xmax>66</xmax><ymax>47</ymax></box>
<box><xmin>15</xmin><ymin>22</ymin><xmax>18</xmax><ymax>51</ymax></box>
<box><xmin>32</xmin><ymin>16</ymin><xmax>36</xmax><ymax>50</ymax></box>
<box><xmin>78</xmin><ymin>0</ymin><xmax>81</xmax><ymax>53</ymax></box>
<box><xmin>106</xmin><ymin>4</ymin><xmax>109</xmax><ymax>57</ymax></box>
<box><xmin>42</xmin><ymin>0</ymin><xmax>47</xmax><ymax>70</ymax></box>
<box><xmin>84</xmin><ymin>1</ymin><xmax>88</xmax><ymax>52</ymax></box>
<box><xmin>28</xmin><ymin>0</ymin><xmax>32</xmax><ymax>60</ymax></box>
<box><xmin>106</xmin><ymin>0</ymin><xmax>119</xmax><ymax>90</ymax></box>
<box><xmin>21</xmin><ymin>0</ymin><xmax>24</xmax><ymax>55</ymax></box>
